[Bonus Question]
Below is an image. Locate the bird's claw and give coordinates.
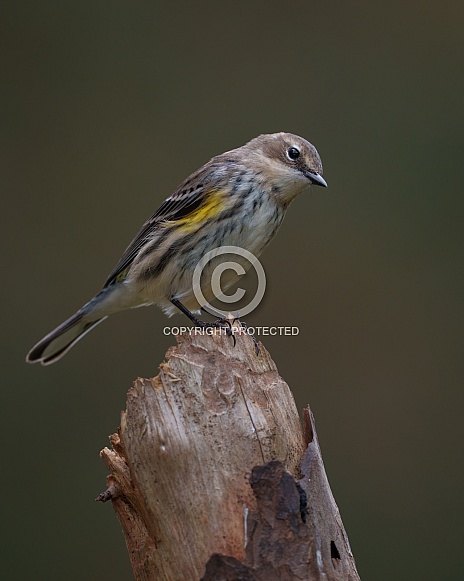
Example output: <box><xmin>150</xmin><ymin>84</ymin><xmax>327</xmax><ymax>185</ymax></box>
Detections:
<box><xmin>232</xmin><ymin>319</ymin><xmax>260</xmax><ymax>355</ymax></box>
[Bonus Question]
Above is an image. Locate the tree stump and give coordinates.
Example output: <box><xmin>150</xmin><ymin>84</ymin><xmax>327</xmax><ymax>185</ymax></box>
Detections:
<box><xmin>99</xmin><ymin>326</ymin><xmax>360</xmax><ymax>580</ymax></box>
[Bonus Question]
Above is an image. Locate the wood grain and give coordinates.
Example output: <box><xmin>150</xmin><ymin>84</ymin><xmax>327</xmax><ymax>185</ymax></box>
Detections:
<box><xmin>99</xmin><ymin>327</ymin><xmax>359</xmax><ymax>580</ymax></box>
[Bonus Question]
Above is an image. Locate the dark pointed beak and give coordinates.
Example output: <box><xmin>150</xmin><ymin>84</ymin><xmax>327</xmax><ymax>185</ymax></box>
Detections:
<box><xmin>305</xmin><ymin>171</ymin><xmax>327</xmax><ymax>187</ymax></box>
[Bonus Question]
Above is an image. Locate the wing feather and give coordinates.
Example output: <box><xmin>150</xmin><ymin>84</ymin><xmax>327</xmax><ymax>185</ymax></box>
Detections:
<box><xmin>103</xmin><ymin>179</ymin><xmax>210</xmax><ymax>287</ymax></box>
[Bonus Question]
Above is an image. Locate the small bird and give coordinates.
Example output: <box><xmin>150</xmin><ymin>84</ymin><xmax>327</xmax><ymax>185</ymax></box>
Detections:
<box><xmin>27</xmin><ymin>132</ymin><xmax>327</xmax><ymax>365</ymax></box>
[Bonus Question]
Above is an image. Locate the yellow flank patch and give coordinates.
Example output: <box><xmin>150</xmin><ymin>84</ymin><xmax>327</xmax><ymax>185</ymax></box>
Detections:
<box><xmin>114</xmin><ymin>268</ymin><xmax>128</xmax><ymax>283</ymax></box>
<box><xmin>171</xmin><ymin>190</ymin><xmax>226</xmax><ymax>233</ymax></box>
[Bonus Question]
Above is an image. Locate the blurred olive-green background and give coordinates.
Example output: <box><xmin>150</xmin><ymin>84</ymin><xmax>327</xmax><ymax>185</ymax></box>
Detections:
<box><xmin>3</xmin><ymin>2</ymin><xmax>464</xmax><ymax>579</ymax></box>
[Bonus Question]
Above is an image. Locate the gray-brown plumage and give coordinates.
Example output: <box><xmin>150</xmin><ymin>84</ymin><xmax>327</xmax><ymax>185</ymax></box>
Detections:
<box><xmin>27</xmin><ymin>132</ymin><xmax>327</xmax><ymax>365</ymax></box>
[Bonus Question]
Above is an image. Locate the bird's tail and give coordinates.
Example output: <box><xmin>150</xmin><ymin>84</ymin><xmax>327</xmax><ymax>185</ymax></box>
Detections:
<box><xmin>26</xmin><ymin>310</ymin><xmax>108</xmax><ymax>366</ymax></box>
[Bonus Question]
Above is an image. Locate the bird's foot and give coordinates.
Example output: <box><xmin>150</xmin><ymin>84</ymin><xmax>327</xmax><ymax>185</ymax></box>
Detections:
<box><xmin>171</xmin><ymin>298</ymin><xmax>235</xmax><ymax>345</ymax></box>
<box><xmin>191</xmin><ymin>316</ymin><xmax>236</xmax><ymax>347</ymax></box>
<box><xmin>232</xmin><ymin>319</ymin><xmax>260</xmax><ymax>355</ymax></box>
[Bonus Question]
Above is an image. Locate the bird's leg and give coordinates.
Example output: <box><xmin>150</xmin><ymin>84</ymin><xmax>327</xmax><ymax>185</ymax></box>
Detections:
<box><xmin>171</xmin><ymin>298</ymin><xmax>235</xmax><ymax>346</ymax></box>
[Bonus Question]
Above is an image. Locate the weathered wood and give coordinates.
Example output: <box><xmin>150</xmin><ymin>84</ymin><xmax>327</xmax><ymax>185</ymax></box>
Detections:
<box><xmin>99</xmin><ymin>326</ymin><xmax>359</xmax><ymax>580</ymax></box>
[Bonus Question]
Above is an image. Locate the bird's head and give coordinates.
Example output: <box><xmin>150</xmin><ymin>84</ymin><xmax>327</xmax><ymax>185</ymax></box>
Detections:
<box><xmin>244</xmin><ymin>132</ymin><xmax>327</xmax><ymax>205</ymax></box>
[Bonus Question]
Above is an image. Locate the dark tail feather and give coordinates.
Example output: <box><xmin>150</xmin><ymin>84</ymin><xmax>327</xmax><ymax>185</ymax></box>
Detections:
<box><xmin>26</xmin><ymin>311</ymin><xmax>108</xmax><ymax>366</ymax></box>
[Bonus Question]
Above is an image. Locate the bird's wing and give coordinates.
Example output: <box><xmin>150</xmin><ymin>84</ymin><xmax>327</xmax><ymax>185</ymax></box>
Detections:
<box><xmin>103</xmin><ymin>180</ymin><xmax>211</xmax><ymax>287</ymax></box>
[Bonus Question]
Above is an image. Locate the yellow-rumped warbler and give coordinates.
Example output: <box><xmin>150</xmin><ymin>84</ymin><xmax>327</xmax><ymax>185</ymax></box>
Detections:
<box><xmin>27</xmin><ymin>132</ymin><xmax>327</xmax><ymax>365</ymax></box>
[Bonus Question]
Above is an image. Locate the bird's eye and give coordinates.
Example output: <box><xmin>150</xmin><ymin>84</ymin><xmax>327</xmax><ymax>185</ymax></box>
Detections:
<box><xmin>286</xmin><ymin>147</ymin><xmax>300</xmax><ymax>161</ymax></box>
